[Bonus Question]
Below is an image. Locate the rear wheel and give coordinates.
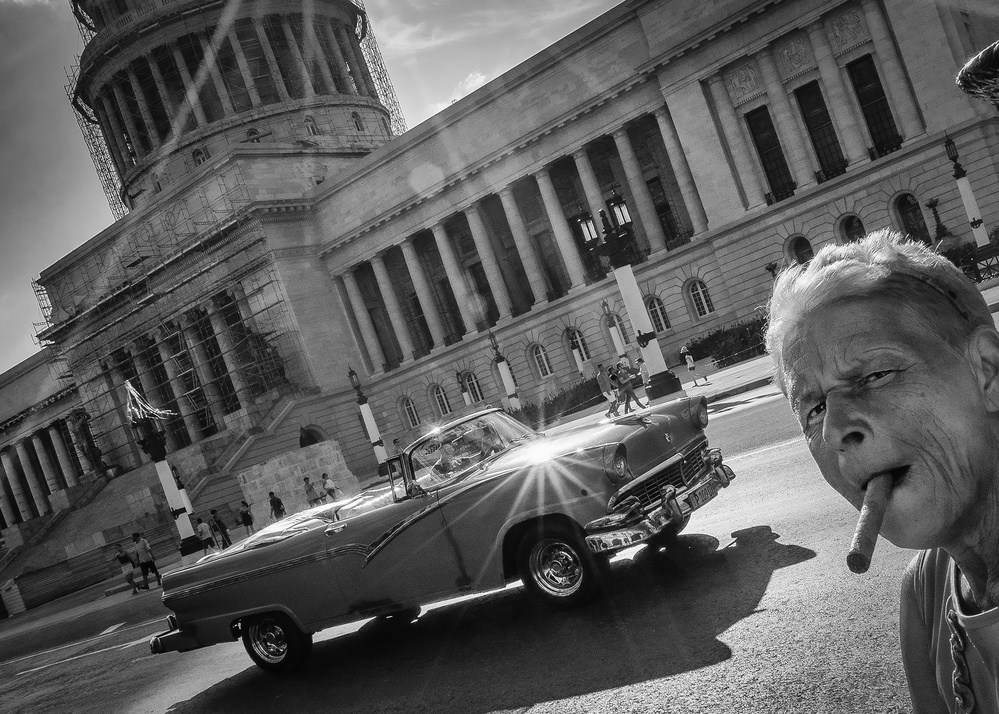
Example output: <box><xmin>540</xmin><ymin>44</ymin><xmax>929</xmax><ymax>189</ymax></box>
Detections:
<box><xmin>241</xmin><ymin>612</ymin><xmax>313</xmax><ymax>673</ymax></box>
<box><xmin>517</xmin><ymin>523</ymin><xmax>599</xmax><ymax>608</ymax></box>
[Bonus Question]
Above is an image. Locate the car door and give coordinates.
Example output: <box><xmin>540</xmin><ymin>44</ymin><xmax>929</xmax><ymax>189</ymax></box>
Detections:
<box><xmin>326</xmin><ymin>485</ymin><xmax>468</xmax><ymax>616</ymax></box>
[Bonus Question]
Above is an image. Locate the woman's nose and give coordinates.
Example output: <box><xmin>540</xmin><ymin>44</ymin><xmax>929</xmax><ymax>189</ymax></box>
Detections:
<box><xmin>821</xmin><ymin>393</ymin><xmax>871</xmax><ymax>452</ymax></box>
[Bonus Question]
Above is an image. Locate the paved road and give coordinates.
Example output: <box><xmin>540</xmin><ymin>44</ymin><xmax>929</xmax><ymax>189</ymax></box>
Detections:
<box><xmin>0</xmin><ymin>389</ymin><xmax>914</xmax><ymax>713</ymax></box>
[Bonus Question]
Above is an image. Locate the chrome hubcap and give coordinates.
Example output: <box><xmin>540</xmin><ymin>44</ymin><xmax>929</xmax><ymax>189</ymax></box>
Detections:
<box><xmin>530</xmin><ymin>538</ymin><xmax>583</xmax><ymax>597</ymax></box>
<box><xmin>249</xmin><ymin>618</ymin><xmax>288</xmax><ymax>663</ymax></box>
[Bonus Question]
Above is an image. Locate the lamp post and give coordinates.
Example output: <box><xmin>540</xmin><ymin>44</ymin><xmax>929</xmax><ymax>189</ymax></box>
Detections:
<box><xmin>944</xmin><ymin>136</ymin><xmax>989</xmax><ymax>246</ymax></box>
<box><xmin>586</xmin><ymin>210</ymin><xmax>683</xmax><ymax>400</ymax></box>
<box><xmin>349</xmin><ymin>367</ymin><xmax>387</xmax><ymax>464</ymax></box>
<box><xmin>488</xmin><ymin>331</ymin><xmax>521</xmax><ymax>410</ymax></box>
<box><xmin>457</xmin><ymin>371</ymin><xmax>472</xmax><ymax>406</ymax></box>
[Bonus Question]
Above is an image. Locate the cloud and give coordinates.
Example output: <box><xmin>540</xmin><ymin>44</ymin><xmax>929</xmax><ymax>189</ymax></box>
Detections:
<box><xmin>428</xmin><ymin>70</ymin><xmax>491</xmax><ymax>114</ymax></box>
<box><xmin>0</xmin><ymin>0</ymin><xmax>60</xmax><ymax>5</ymax></box>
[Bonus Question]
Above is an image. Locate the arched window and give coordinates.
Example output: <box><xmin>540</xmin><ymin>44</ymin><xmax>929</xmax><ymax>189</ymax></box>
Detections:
<box><xmin>246</xmin><ymin>128</ymin><xmax>260</xmax><ymax>143</ymax></box>
<box><xmin>646</xmin><ymin>297</ymin><xmax>671</xmax><ymax>333</ymax></box>
<box><xmin>895</xmin><ymin>193</ymin><xmax>931</xmax><ymax>245</ymax></box>
<box><xmin>789</xmin><ymin>236</ymin><xmax>814</xmax><ymax>265</ymax></box>
<box><xmin>192</xmin><ymin>148</ymin><xmax>209</xmax><ymax>166</ymax></box>
<box><xmin>299</xmin><ymin>427</ymin><xmax>324</xmax><ymax>448</ymax></box>
<box><xmin>532</xmin><ymin>344</ymin><xmax>553</xmax><ymax>378</ymax></box>
<box><xmin>567</xmin><ymin>328</ymin><xmax>590</xmax><ymax>361</ymax></box>
<box><xmin>352</xmin><ymin>111</ymin><xmax>365</xmax><ymax>132</ymax></box>
<box><xmin>464</xmin><ymin>372</ymin><xmax>484</xmax><ymax>402</ymax></box>
<box><xmin>840</xmin><ymin>215</ymin><xmax>866</xmax><ymax>243</ymax></box>
<box><xmin>304</xmin><ymin>116</ymin><xmax>318</xmax><ymax>136</ymax></box>
<box><xmin>432</xmin><ymin>385</ymin><xmax>452</xmax><ymax>416</ymax></box>
<box><xmin>688</xmin><ymin>279</ymin><xmax>715</xmax><ymax>318</ymax></box>
<box><xmin>402</xmin><ymin>397</ymin><xmax>420</xmax><ymax>429</ymax></box>
<box><xmin>152</xmin><ymin>173</ymin><xmax>162</xmax><ymax>193</ymax></box>
<box><xmin>611</xmin><ymin>314</ymin><xmax>631</xmax><ymax>344</ymax></box>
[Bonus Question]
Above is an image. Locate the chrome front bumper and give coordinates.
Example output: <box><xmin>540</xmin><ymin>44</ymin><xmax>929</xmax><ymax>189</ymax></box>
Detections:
<box><xmin>584</xmin><ymin>454</ymin><xmax>735</xmax><ymax>554</ymax></box>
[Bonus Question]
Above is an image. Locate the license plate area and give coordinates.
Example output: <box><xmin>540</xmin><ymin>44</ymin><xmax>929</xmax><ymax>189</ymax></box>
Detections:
<box><xmin>686</xmin><ymin>481</ymin><xmax>719</xmax><ymax>511</ymax></box>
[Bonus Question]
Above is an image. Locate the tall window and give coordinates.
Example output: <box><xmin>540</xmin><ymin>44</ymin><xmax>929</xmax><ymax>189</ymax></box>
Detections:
<box><xmin>745</xmin><ymin>106</ymin><xmax>796</xmax><ymax>203</ymax></box>
<box><xmin>789</xmin><ymin>236</ymin><xmax>814</xmax><ymax>265</ymax></box>
<box><xmin>612</xmin><ymin>313</ymin><xmax>631</xmax><ymax>344</ymax></box>
<box><xmin>895</xmin><ymin>193</ymin><xmax>931</xmax><ymax>245</ymax></box>
<box><xmin>841</xmin><ymin>215</ymin><xmax>866</xmax><ymax>243</ymax></box>
<box><xmin>192</xmin><ymin>148</ymin><xmax>209</xmax><ymax>166</ymax></box>
<box><xmin>568</xmin><ymin>329</ymin><xmax>591</xmax><ymax>361</ymax></box>
<box><xmin>402</xmin><ymin>397</ymin><xmax>420</xmax><ymax>428</ymax></box>
<box><xmin>795</xmin><ymin>82</ymin><xmax>847</xmax><ymax>182</ymax></box>
<box><xmin>352</xmin><ymin>111</ymin><xmax>365</xmax><ymax>131</ymax></box>
<box><xmin>688</xmin><ymin>279</ymin><xmax>715</xmax><ymax>318</ymax></box>
<box><xmin>847</xmin><ymin>55</ymin><xmax>902</xmax><ymax>157</ymax></box>
<box><xmin>464</xmin><ymin>372</ymin><xmax>484</xmax><ymax>402</ymax></box>
<box><xmin>304</xmin><ymin>116</ymin><xmax>318</xmax><ymax>136</ymax></box>
<box><xmin>646</xmin><ymin>296</ymin><xmax>671</xmax><ymax>333</ymax></box>
<box><xmin>432</xmin><ymin>385</ymin><xmax>452</xmax><ymax>416</ymax></box>
<box><xmin>246</xmin><ymin>128</ymin><xmax>261</xmax><ymax>143</ymax></box>
<box><xmin>532</xmin><ymin>344</ymin><xmax>553</xmax><ymax>378</ymax></box>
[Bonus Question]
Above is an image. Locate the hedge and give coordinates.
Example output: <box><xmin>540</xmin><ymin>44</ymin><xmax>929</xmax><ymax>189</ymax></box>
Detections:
<box><xmin>507</xmin><ymin>377</ymin><xmax>604</xmax><ymax>429</ymax></box>
<box><xmin>687</xmin><ymin>313</ymin><xmax>768</xmax><ymax>368</ymax></box>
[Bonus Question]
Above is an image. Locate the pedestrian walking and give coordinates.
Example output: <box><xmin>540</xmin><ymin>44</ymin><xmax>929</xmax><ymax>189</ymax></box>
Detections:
<box><xmin>680</xmin><ymin>344</ymin><xmax>709</xmax><ymax>387</ymax></box>
<box><xmin>636</xmin><ymin>357</ymin><xmax>652</xmax><ymax>404</ymax></box>
<box><xmin>209</xmin><ymin>508</ymin><xmax>232</xmax><ymax>548</ymax></box>
<box><xmin>595</xmin><ymin>363</ymin><xmax>619</xmax><ymax>417</ymax></box>
<box><xmin>615</xmin><ymin>362</ymin><xmax>647</xmax><ymax>413</ymax></box>
<box><xmin>238</xmin><ymin>500</ymin><xmax>255</xmax><ymax>536</ymax></box>
<box><xmin>269</xmin><ymin>491</ymin><xmax>286</xmax><ymax>521</ymax></box>
<box><xmin>303</xmin><ymin>477</ymin><xmax>322</xmax><ymax>507</ymax></box>
<box><xmin>113</xmin><ymin>544</ymin><xmax>142</xmax><ymax>594</ymax></box>
<box><xmin>321</xmin><ymin>473</ymin><xmax>338</xmax><ymax>502</ymax></box>
<box><xmin>196</xmin><ymin>518</ymin><xmax>216</xmax><ymax>554</ymax></box>
<box><xmin>131</xmin><ymin>532</ymin><xmax>161</xmax><ymax>589</ymax></box>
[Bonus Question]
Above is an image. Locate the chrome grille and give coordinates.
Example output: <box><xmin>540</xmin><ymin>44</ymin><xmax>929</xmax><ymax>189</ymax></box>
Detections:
<box><xmin>626</xmin><ymin>445</ymin><xmax>708</xmax><ymax>511</ymax></box>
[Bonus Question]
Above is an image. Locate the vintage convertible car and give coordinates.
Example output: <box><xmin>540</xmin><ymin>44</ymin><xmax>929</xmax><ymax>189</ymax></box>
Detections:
<box><xmin>150</xmin><ymin>399</ymin><xmax>735</xmax><ymax>673</ymax></box>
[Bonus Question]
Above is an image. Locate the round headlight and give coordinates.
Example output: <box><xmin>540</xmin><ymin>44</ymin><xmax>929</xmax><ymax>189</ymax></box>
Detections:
<box><xmin>613</xmin><ymin>453</ymin><xmax>627</xmax><ymax>478</ymax></box>
<box><xmin>605</xmin><ymin>447</ymin><xmax>632</xmax><ymax>484</ymax></box>
<box><xmin>692</xmin><ymin>400</ymin><xmax>708</xmax><ymax>428</ymax></box>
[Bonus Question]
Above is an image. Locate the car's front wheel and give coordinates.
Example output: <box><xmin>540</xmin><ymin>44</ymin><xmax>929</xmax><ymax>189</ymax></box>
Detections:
<box><xmin>241</xmin><ymin>612</ymin><xmax>313</xmax><ymax>673</ymax></box>
<box><xmin>517</xmin><ymin>523</ymin><xmax>598</xmax><ymax>608</ymax></box>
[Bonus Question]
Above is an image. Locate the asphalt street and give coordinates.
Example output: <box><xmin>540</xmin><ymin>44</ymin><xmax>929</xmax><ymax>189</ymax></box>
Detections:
<box><xmin>0</xmin><ymin>386</ymin><xmax>915</xmax><ymax>714</ymax></box>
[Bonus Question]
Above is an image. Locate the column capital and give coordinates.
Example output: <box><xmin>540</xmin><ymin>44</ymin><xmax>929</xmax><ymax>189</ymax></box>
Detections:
<box><xmin>706</xmin><ymin>73</ymin><xmax>726</xmax><ymax>86</ymax></box>
<box><xmin>805</xmin><ymin>20</ymin><xmax>825</xmax><ymax>34</ymax></box>
<box><xmin>611</xmin><ymin>126</ymin><xmax>629</xmax><ymax>141</ymax></box>
<box><xmin>753</xmin><ymin>45</ymin><xmax>774</xmax><ymax>62</ymax></box>
<box><xmin>498</xmin><ymin>184</ymin><xmax>517</xmax><ymax>200</ymax></box>
<box><xmin>571</xmin><ymin>147</ymin><xmax>590</xmax><ymax>160</ymax></box>
<box><xmin>533</xmin><ymin>164</ymin><xmax>551</xmax><ymax>180</ymax></box>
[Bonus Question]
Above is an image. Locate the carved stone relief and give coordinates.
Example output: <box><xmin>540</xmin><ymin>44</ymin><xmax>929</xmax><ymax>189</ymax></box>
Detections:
<box><xmin>775</xmin><ymin>36</ymin><xmax>815</xmax><ymax>78</ymax></box>
<box><xmin>727</xmin><ymin>63</ymin><xmax>761</xmax><ymax>102</ymax></box>
<box><xmin>828</xmin><ymin>9</ymin><xmax>868</xmax><ymax>52</ymax></box>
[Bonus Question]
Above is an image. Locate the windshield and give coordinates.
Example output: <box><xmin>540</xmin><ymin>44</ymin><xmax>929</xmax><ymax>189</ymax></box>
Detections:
<box><xmin>408</xmin><ymin>411</ymin><xmax>535</xmax><ymax>490</ymax></box>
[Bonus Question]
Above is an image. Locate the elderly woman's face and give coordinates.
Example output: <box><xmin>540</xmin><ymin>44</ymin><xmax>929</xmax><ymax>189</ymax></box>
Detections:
<box><xmin>782</xmin><ymin>297</ymin><xmax>994</xmax><ymax>550</ymax></box>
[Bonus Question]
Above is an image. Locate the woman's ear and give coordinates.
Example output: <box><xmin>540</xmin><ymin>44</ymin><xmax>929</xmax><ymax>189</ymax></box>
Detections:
<box><xmin>971</xmin><ymin>327</ymin><xmax>999</xmax><ymax>412</ymax></box>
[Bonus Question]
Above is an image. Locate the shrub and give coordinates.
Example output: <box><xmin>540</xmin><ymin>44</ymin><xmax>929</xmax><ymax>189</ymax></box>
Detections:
<box><xmin>507</xmin><ymin>377</ymin><xmax>603</xmax><ymax>429</ymax></box>
<box><xmin>688</xmin><ymin>313</ymin><xmax>768</xmax><ymax>368</ymax></box>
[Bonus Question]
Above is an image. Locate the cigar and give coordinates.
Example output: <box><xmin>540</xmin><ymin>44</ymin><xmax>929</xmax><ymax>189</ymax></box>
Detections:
<box><xmin>847</xmin><ymin>473</ymin><xmax>892</xmax><ymax>574</ymax></box>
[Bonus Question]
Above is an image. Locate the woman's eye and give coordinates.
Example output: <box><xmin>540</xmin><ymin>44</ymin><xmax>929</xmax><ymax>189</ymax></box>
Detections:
<box><xmin>805</xmin><ymin>401</ymin><xmax>826</xmax><ymax>426</ymax></box>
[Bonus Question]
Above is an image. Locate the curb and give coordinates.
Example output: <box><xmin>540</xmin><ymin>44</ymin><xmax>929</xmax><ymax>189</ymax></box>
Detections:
<box><xmin>703</xmin><ymin>376</ymin><xmax>776</xmax><ymax>404</ymax></box>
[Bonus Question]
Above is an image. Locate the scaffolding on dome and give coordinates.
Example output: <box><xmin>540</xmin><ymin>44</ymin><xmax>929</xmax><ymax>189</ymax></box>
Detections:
<box><xmin>351</xmin><ymin>0</ymin><xmax>407</xmax><ymax>137</ymax></box>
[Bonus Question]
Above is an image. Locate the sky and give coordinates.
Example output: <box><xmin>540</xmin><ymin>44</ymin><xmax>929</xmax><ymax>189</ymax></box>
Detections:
<box><xmin>0</xmin><ymin>0</ymin><xmax>613</xmax><ymax>375</ymax></box>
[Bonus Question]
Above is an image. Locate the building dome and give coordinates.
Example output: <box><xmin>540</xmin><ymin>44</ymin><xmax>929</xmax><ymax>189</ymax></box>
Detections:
<box><xmin>70</xmin><ymin>0</ymin><xmax>393</xmax><ymax>210</ymax></box>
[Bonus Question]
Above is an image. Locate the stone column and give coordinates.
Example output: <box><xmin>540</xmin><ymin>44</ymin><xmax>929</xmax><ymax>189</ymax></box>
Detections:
<box><xmin>612</xmin><ymin>127</ymin><xmax>669</xmax><ymax>252</ymax></box>
<box><xmin>179</xmin><ymin>315</ymin><xmax>226</xmax><ymax>425</ymax></box>
<box><xmin>321</xmin><ymin>20</ymin><xmax>354</xmax><ymax>94</ymax></box>
<box><xmin>66</xmin><ymin>415</ymin><xmax>97</xmax><ymax>481</ymax></box>
<box><xmin>0</xmin><ymin>449</ymin><xmax>31</xmax><ymax>521</ymax></box>
<box><xmin>94</xmin><ymin>102</ymin><xmax>127</xmax><ymax>176</ymax></box>
<box><xmin>207</xmin><ymin>300</ymin><xmax>254</xmax><ymax>408</ymax></box>
<box><xmin>806</xmin><ymin>22</ymin><xmax>868</xmax><ymax>166</ymax></box>
<box><xmin>431</xmin><ymin>222</ymin><xmax>477</xmax><ymax>334</ymax></box>
<box><xmin>707</xmin><ymin>74</ymin><xmax>767</xmax><ymax>208</ymax></box>
<box><xmin>170</xmin><ymin>45</ymin><xmax>208</xmax><ymax>126</ymax></box>
<box><xmin>99</xmin><ymin>92</ymin><xmax>134</xmax><ymax>169</ymax></box>
<box><xmin>31</xmin><ymin>434</ymin><xmax>61</xmax><ymax>495</ymax></box>
<box><xmin>370</xmin><ymin>253</ymin><xmax>415</xmax><ymax>362</ymax></box>
<box><xmin>304</xmin><ymin>20</ymin><xmax>337</xmax><ymax>94</ymax></box>
<box><xmin>48</xmin><ymin>423</ymin><xmax>78</xmax><ymax>488</ymax></box>
<box><xmin>281</xmin><ymin>16</ymin><xmax>315</xmax><ymax>98</ymax></box>
<box><xmin>227</xmin><ymin>29</ymin><xmax>262</xmax><ymax>106</ymax></box>
<box><xmin>345</xmin><ymin>28</ymin><xmax>378</xmax><ymax>98</ymax></box>
<box><xmin>653</xmin><ymin>106</ymin><xmax>709</xmax><ymax>234</ymax></box>
<box><xmin>755</xmin><ymin>47</ymin><xmax>817</xmax><ymax>190</ymax></box>
<box><xmin>126</xmin><ymin>66</ymin><xmax>159</xmax><ymax>148</ymax></box>
<box><xmin>335</xmin><ymin>24</ymin><xmax>372</xmax><ymax>97</ymax></box>
<box><xmin>860</xmin><ymin>0</ymin><xmax>924</xmax><ymax>140</ymax></box>
<box><xmin>535</xmin><ymin>166</ymin><xmax>588</xmax><ymax>287</ymax></box>
<box><xmin>464</xmin><ymin>203</ymin><xmax>513</xmax><ymax>320</ymax></box>
<box><xmin>340</xmin><ymin>270</ymin><xmax>387</xmax><ymax>371</ymax></box>
<box><xmin>110</xmin><ymin>80</ymin><xmax>147</xmax><ymax>157</ymax></box>
<box><xmin>199</xmin><ymin>33</ymin><xmax>236</xmax><ymax>115</ymax></box>
<box><xmin>130</xmin><ymin>342</ymin><xmax>180</xmax><ymax>452</ymax></box>
<box><xmin>498</xmin><ymin>185</ymin><xmax>546</xmax><ymax>307</ymax></box>
<box><xmin>146</xmin><ymin>55</ymin><xmax>178</xmax><ymax>131</ymax></box>
<box><xmin>253</xmin><ymin>18</ymin><xmax>291</xmax><ymax>101</ymax></box>
<box><xmin>15</xmin><ymin>440</ymin><xmax>49</xmax><ymax>516</ymax></box>
<box><xmin>0</xmin><ymin>454</ymin><xmax>20</xmax><ymax>525</ymax></box>
<box><xmin>153</xmin><ymin>329</ymin><xmax>203</xmax><ymax>439</ymax></box>
<box><xmin>572</xmin><ymin>148</ymin><xmax>608</xmax><ymax>232</ymax></box>
<box><xmin>400</xmin><ymin>238</ymin><xmax>447</xmax><ymax>348</ymax></box>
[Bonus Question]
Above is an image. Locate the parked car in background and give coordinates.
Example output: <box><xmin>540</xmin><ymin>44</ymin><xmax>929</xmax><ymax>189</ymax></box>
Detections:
<box><xmin>150</xmin><ymin>399</ymin><xmax>735</xmax><ymax>673</ymax></box>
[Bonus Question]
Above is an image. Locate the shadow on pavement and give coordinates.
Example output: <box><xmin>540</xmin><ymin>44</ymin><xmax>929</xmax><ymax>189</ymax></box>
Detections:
<box><xmin>165</xmin><ymin>525</ymin><xmax>815</xmax><ymax>714</ymax></box>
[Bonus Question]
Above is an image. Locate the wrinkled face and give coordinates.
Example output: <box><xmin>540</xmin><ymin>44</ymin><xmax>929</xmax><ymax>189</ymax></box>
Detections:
<box><xmin>782</xmin><ymin>298</ymin><xmax>995</xmax><ymax>550</ymax></box>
